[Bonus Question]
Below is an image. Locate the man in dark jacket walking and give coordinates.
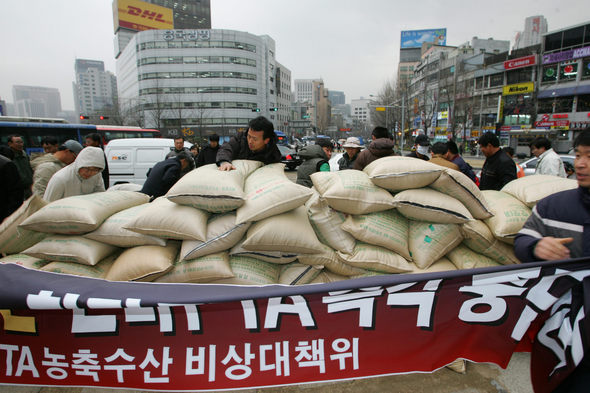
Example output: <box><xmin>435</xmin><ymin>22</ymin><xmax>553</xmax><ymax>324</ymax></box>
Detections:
<box><xmin>353</xmin><ymin>127</ymin><xmax>396</xmax><ymax>170</ymax></box>
<box><xmin>478</xmin><ymin>132</ymin><xmax>516</xmax><ymax>190</ymax></box>
<box><xmin>7</xmin><ymin>135</ymin><xmax>33</xmax><ymax>198</ymax></box>
<box><xmin>216</xmin><ymin>116</ymin><xmax>281</xmax><ymax>171</ymax></box>
<box><xmin>140</xmin><ymin>151</ymin><xmax>191</xmax><ymax>199</ymax></box>
<box><xmin>195</xmin><ymin>134</ymin><xmax>220</xmax><ymax>167</ymax></box>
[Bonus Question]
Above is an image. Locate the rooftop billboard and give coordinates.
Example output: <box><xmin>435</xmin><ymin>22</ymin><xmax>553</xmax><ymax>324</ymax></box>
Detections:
<box><xmin>401</xmin><ymin>28</ymin><xmax>447</xmax><ymax>49</ymax></box>
<box><xmin>113</xmin><ymin>0</ymin><xmax>174</xmax><ymax>33</ymax></box>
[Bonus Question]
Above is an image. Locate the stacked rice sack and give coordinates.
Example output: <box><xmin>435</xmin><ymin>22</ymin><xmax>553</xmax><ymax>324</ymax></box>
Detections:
<box><xmin>0</xmin><ymin>158</ymin><xmax>579</xmax><ymax>287</ymax></box>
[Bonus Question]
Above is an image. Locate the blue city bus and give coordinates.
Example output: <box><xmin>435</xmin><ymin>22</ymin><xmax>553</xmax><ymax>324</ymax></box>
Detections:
<box><xmin>0</xmin><ymin>118</ymin><xmax>160</xmax><ymax>155</ymax></box>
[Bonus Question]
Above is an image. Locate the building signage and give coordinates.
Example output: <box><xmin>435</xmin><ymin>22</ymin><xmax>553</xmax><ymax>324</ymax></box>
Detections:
<box><xmin>533</xmin><ymin>120</ymin><xmax>570</xmax><ymax>128</ymax></box>
<box><xmin>400</xmin><ymin>28</ymin><xmax>447</xmax><ymax>49</ymax></box>
<box><xmin>504</xmin><ymin>55</ymin><xmax>537</xmax><ymax>70</ymax></box>
<box><xmin>502</xmin><ymin>82</ymin><xmax>535</xmax><ymax>96</ymax></box>
<box><xmin>543</xmin><ymin>45</ymin><xmax>590</xmax><ymax>64</ymax></box>
<box><xmin>114</xmin><ymin>0</ymin><xmax>173</xmax><ymax>32</ymax></box>
<box><xmin>163</xmin><ymin>30</ymin><xmax>211</xmax><ymax>41</ymax></box>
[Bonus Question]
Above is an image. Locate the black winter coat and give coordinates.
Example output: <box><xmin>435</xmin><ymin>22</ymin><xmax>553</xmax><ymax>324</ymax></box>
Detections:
<box><xmin>140</xmin><ymin>157</ymin><xmax>183</xmax><ymax>199</ymax></box>
<box><xmin>195</xmin><ymin>144</ymin><xmax>219</xmax><ymax>167</ymax></box>
<box><xmin>216</xmin><ymin>132</ymin><xmax>281</xmax><ymax>166</ymax></box>
<box><xmin>0</xmin><ymin>155</ymin><xmax>24</xmax><ymax>222</ymax></box>
<box><xmin>479</xmin><ymin>149</ymin><xmax>517</xmax><ymax>191</ymax></box>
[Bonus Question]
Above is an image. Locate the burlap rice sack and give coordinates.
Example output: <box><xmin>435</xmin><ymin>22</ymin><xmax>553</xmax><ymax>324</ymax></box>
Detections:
<box><xmin>393</xmin><ymin>188</ymin><xmax>472</xmax><ymax>224</ymax></box>
<box><xmin>166</xmin><ymin>160</ymin><xmax>262</xmax><ymax>213</ymax></box>
<box><xmin>124</xmin><ymin>196</ymin><xmax>209</xmax><ymax>241</ymax></box>
<box><xmin>242</xmin><ymin>206</ymin><xmax>324</xmax><ymax>255</ymax></box>
<box><xmin>501</xmin><ymin>175</ymin><xmax>579</xmax><ymax>208</ymax></box>
<box><xmin>297</xmin><ymin>243</ymin><xmax>368</xmax><ymax>277</ymax></box>
<box><xmin>212</xmin><ymin>256</ymin><xmax>281</xmax><ymax>285</ymax></box>
<box><xmin>23</xmin><ymin>235</ymin><xmax>120</xmax><ymax>266</ymax></box>
<box><xmin>446</xmin><ymin>244</ymin><xmax>501</xmax><ymax>270</ymax></box>
<box><xmin>309</xmin><ymin>271</ymin><xmax>351</xmax><ymax>284</ymax></box>
<box><xmin>155</xmin><ymin>252</ymin><xmax>234</xmax><ymax>283</ymax></box>
<box><xmin>84</xmin><ymin>204</ymin><xmax>167</xmax><ymax>247</ymax></box>
<box><xmin>408</xmin><ymin>221</ymin><xmax>463</xmax><ymax>269</ymax></box>
<box><xmin>236</xmin><ymin>163</ymin><xmax>313</xmax><ymax>224</ymax></box>
<box><xmin>19</xmin><ymin>191</ymin><xmax>149</xmax><ymax>234</ymax></box>
<box><xmin>0</xmin><ymin>195</ymin><xmax>48</xmax><ymax>254</ymax></box>
<box><xmin>461</xmin><ymin>220</ymin><xmax>519</xmax><ymax>265</ymax></box>
<box><xmin>41</xmin><ymin>253</ymin><xmax>117</xmax><ymax>279</ymax></box>
<box><xmin>180</xmin><ymin>213</ymin><xmax>251</xmax><ymax>260</ymax></box>
<box><xmin>105</xmin><ymin>242</ymin><xmax>179</xmax><ymax>282</ymax></box>
<box><xmin>0</xmin><ymin>254</ymin><xmax>48</xmax><ymax>270</ymax></box>
<box><xmin>430</xmin><ymin>168</ymin><xmax>493</xmax><ymax>219</ymax></box>
<box><xmin>310</xmin><ymin>170</ymin><xmax>395</xmax><ymax>215</ymax></box>
<box><xmin>230</xmin><ymin>237</ymin><xmax>298</xmax><ymax>264</ymax></box>
<box><xmin>409</xmin><ymin>257</ymin><xmax>457</xmax><ymax>274</ymax></box>
<box><xmin>337</xmin><ymin>242</ymin><xmax>413</xmax><ymax>274</ymax></box>
<box><xmin>341</xmin><ymin>209</ymin><xmax>411</xmax><ymax>260</ymax></box>
<box><xmin>278</xmin><ymin>262</ymin><xmax>323</xmax><ymax>285</ymax></box>
<box><xmin>363</xmin><ymin>156</ymin><xmax>443</xmax><ymax>191</ymax></box>
<box><xmin>481</xmin><ymin>190</ymin><xmax>531</xmax><ymax>241</ymax></box>
<box><xmin>305</xmin><ymin>189</ymin><xmax>356</xmax><ymax>254</ymax></box>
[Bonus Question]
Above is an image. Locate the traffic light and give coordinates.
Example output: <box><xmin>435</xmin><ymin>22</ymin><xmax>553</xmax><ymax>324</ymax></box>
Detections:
<box><xmin>79</xmin><ymin>115</ymin><xmax>89</xmax><ymax>120</ymax></box>
<box><xmin>269</xmin><ymin>107</ymin><xmax>278</xmax><ymax>112</ymax></box>
<box><xmin>252</xmin><ymin>108</ymin><xmax>260</xmax><ymax>112</ymax></box>
<box><xmin>99</xmin><ymin>115</ymin><xmax>109</xmax><ymax>120</ymax></box>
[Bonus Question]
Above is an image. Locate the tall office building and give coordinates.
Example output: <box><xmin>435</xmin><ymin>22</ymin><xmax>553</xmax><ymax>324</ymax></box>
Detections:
<box><xmin>12</xmin><ymin>85</ymin><xmax>62</xmax><ymax>118</ymax></box>
<box><xmin>294</xmin><ymin>79</ymin><xmax>320</xmax><ymax>103</ymax></box>
<box><xmin>328</xmin><ymin>90</ymin><xmax>345</xmax><ymax>105</ymax></box>
<box><xmin>73</xmin><ymin>59</ymin><xmax>118</xmax><ymax>116</ymax></box>
<box><xmin>514</xmin><ymin>16</ymin><xmax>548</xmax><ymax>50</ymax></box>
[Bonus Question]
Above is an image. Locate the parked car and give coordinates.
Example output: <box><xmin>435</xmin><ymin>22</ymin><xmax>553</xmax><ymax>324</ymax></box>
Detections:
<box><xmin>520</xmin><ymin>154</ymin><xmax>575</xmax><ymax>176</ymax></box>
<box><xmin>278</xmin><ymin>145</ymin><xmax>302</xmax><ymax>170</ymax></box>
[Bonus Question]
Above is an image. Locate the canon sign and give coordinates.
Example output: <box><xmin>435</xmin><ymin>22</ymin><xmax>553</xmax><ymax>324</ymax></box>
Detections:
<box><xmin>503</xmin><ymin>55</ymin><xmax>536</xmax><ymax>70</ymax></box>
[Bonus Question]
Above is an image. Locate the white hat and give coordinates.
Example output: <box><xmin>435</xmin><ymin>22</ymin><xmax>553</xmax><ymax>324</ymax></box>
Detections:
<box><xmin>342</xmin><ymin>137</ymin><xmax>362</xmax><ymax>148</ymax></box>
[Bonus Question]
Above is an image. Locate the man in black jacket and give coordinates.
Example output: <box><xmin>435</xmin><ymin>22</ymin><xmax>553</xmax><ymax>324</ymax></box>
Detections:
<box><xmin>478</xmin><ymin>132</ymin><xmax>516</xmax><ymax>190</ymax></box>
<box><xmin>216</xmin><ymin>116</ymin><xmax>281</xmax><ymax>171</ymax></box>
<box><xmin>0</xmin><ymin>145</ymin><xmax>24</xmax><ymax>223</ymax></box>
<box><xmin>195</xmin><ymin>134</ymin><xmax>220</xmax><ymax>167</ymax></box>
<box><xmin>140</xmin><ymin>151</ymin><xmax>191</xmax><ymax>199</ymax></box>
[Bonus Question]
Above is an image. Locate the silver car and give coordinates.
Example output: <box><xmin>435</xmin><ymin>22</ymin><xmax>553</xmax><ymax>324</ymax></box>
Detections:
<box><xmin>520</xmin><ymin>154</ymin><xmax>575</xmax><ymax>176</ymax></box>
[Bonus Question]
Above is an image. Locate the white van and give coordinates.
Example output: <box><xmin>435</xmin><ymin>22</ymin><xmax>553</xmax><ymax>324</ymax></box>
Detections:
<box><xmin>105</xmin><ymin>138</ymin><xmax>192</xmax><ymax>187</ymax></box>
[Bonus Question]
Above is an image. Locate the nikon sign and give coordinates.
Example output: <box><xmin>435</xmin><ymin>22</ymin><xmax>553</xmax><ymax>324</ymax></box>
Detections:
<box><xmin>502</xmin><ymin>82</ymin><xmax>534</xmax><ymax>96</ymax></box>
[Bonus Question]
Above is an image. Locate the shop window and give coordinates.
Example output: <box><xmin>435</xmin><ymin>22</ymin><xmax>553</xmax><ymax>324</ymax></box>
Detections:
<box><xmin>542</xmin><ymin>64</ymin><xmax>558</xmax><ymax>83</ymax></box>
<box><xmin>577</xmin><ymin>94</ymin><xmax>590</xmax><ymax>112</ymax></box>
<box><xmin>559</xmin><ymin>61</ymin><xmax>578</xmax><ymax>82</ymax></box>
<box><xmin>489</xmin><ymin>73</ymin><xmax>503</xmax><ymax>87</ymax></box>
<box><xmin>555</xmin><ymin>96</ymin><xmax>574</xmax><ymax>113</ymax></box>
<box><xmin>582</xmin><ymin>58</ymin><xmax>590</xmax><ymax>79</ymax></box>
<box><xmin>537</xmin><ymin>98</ymin><xmax>554</xmax><ymax>114</ymax></box>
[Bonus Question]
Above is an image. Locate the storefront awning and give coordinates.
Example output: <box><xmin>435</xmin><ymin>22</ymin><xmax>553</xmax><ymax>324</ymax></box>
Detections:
<box><xmin>538</xmin><ymin>84</ymin><xmax>590</xmax><ymax>98</ymax></box>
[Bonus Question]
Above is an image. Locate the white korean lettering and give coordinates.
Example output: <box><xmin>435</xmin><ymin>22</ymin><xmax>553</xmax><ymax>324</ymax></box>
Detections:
<box><xmin>330</xmin><ymin>338</ymin><xmax>359</xmax><ymax>370</ymax></box>
<box><xmin>323</xmin><ymin>287</ymin><xmax>383</xmax><ymax>328</ymax></box>
<box><xmin>71</xmin><ymin>349</ymin><xmax>100</xmax><ymax>381</ymax></box>
<box><xmin>264</xmin><ymin>296</ymin><xmax>315</xmax><ymax>329</ymax></box>
<box><xmin>139</xmin><ymin>347</ymin><xmax>173</xmax><ymax>383</ymax></box>
<box><xmin>103</xmin><ymin>348</ymin><xmax>135</xmax><ymax>383</ymax></box>
<box><xmin>387</xmin><ymin>281</ymin><xmax>441</xmax><ymax>329</ymax></box>
<box><xmin>185</xmin><ymin>345</ymin><xmax>216</xmax><ymax>381</ymax></box>
<box><xmin>294</xmin><ymin>340</ymin><xmax>325</xmax><ymax>373</ymax></box>
<box><xmin>259</xmin><ymin>341</ymin><xmax>290</xmax><ymax>377</ymax></box>
<box><xmin>41</xmin><ymin>347</ymin><xmax>68</xmax><ymax>380</ymax></box>
<box><xmin>221</xmin><ymin>344</ymin><xmax>255</xmax><ymax>380</ymax></box>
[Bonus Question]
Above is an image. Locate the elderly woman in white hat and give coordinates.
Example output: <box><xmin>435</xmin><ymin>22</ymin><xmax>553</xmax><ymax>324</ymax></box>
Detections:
<box><xmin>338</xmin><ymin>137</ymin><xmax>363</xmax><ymax>170</ymax></box>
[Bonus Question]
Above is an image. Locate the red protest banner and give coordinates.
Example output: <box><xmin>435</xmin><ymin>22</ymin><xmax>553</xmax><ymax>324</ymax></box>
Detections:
<box><xmin>1</xmin><ymin>259</ymin><xmax>589</xmax><ymax>391</ymax></box>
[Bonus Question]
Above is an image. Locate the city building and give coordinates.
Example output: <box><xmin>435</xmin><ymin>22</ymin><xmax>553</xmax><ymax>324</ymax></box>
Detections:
<box><xmin>294</xmin><ymin>79</ymin><xmax>317</xmax><ymax>103</ymax></box>
<box><xmin>116</xmin><ymin>28</ymin><xmax>291</xmax><ymax>138</ymax></box>
<box><xmin>73</xmin><ymin>59</ymin><xmax>118</xmax><ymax>117</ymax></box>
<box><xmin>536</xmin><ymin>21</ymin><xmax>590</xmax><ymax>151</ymax></box>
<box><xmin>514</xmin><ymin>16</ymin><xmax>548</xmax><ymax>50</ymax></box>
<box><xmin>328</xmin><ymin>90</ymin><xmax>345</xmax><ymax>106</ymax></box>
<box><xmin>12</xmin><ymin>85</ymin><xmax>62</xmax><ymax>118</ymax></box>
<box><xmin>351</xmin><ymin>98</ymin><xmax>372</xmax><ymax>135</ymax></box>
<box><xmin>113</xmin><ymin>0</ymin><xmax>211</xmax><ymax>58</ymax></box>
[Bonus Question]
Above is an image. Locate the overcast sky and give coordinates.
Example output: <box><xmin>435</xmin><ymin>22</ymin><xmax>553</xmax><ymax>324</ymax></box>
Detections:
<box><xmin>0</xmin><ymin>0</ymin><xmax>587</xmax><ymax>111</ymax></box>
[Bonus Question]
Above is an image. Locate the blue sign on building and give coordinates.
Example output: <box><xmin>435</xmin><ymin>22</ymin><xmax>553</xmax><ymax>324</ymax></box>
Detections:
<box><xmin>401</xmin><ymin>28</ymin><xmax>447</xmax><ymax>49</ymax></box>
